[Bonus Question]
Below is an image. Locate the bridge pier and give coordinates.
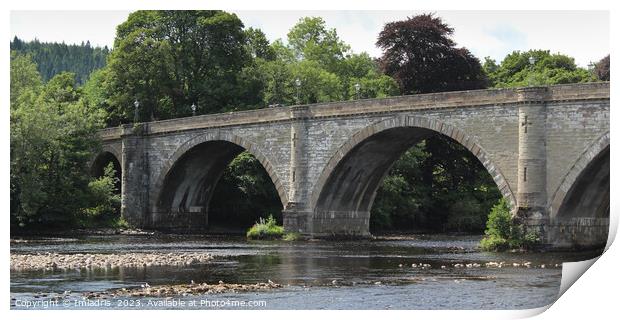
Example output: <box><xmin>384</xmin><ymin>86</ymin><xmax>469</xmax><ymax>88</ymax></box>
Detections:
<box><xmin>120</xmin><ymin>124</ymin><xmax>151</xmax><ymax>227</ymax></box>
<box><xmin>149</xmin><ymin>207</ymin><xmax>209</xmax><ymax>233</ymax></box>
<box><xmin>283</xmin><ymin>206</ymin><xmax>372</xmax><ymax>239</ymax></box>
<box><xmin>547</xmin><ymin>218</ymin><xmax>609</xmax><ymax>249</ymax></box>
<box><xmin>515</xmin><ymin>87</ymin><xmax>549</xmax><ymax>237</ymax></box>
<box><xmin>282</xmin><ymin>203</ymin><xmax>312</xmax><ymax>235</ymax></box>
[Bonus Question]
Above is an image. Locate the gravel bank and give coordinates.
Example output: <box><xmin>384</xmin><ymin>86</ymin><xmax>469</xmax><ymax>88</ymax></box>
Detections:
<box><xmin>86</xmin><ymin>280</ymin><xmax>283</xmax><ymax>298</ymax></box>
<box><xmin>10</xmin><ymin>252</ymin><xmax>213</xmax><ymax>270</ymax></box>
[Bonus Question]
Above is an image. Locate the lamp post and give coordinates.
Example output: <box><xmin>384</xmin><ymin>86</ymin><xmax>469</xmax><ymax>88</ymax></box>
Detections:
<box><xmin>588</xmin><ymin>62</ymin><xmax>596</xmax><ymax>78</ymax></box>
<box><xmin>295</xmin><ymin>78</ymin><xmax>301</xmax><ymax>105</ymax></box>
<box><xmin>191</xmin><ymin>103</ymin><xmax>196</xmax><ymax>116</ymax></box>
<box><xmin>528</xmin><ymin>56</ymin><xmax>536</xmax><ymax>86</ymax></box>
<box><xmin>133</xmin><ymin>100</ymin><xmax>140</xmax><ymax>123</ymax></box>
<box><xmin>354</xmin><ymin>83</ymin><xmax>361</xmax><ymax>100</ymax></box>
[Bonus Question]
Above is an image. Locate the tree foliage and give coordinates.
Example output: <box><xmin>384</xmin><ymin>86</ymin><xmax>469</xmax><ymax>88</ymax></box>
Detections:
<box><xmin>287</xmin><ymin>17</ymin><xmax>351</xmax><ymax>74</ymax></box>
<box><xmin>479</xmin><ymin>198</ymin><xmax>540</xmax><ymax>251</ymax></box>
<box><xmin>10</xmin><ymin>53</ymin><xmax>112</xmax><ymax>231</ymax></box>
<box><xmin>209</xmin><ymin>151</ymin><xmax>283</xmax><ymax>230</ymax></box>
<box><xmin>10</xmin><ymin>36</ymin><xmax>109</xmax><ymax>84</ymax></box>
<box><xmin>82</xmin><ymin>164</ymin><xmax>122</xmax><ymax>226</ymax></box>
<box><xmin>483</xmin><ymin>50</ymin><xmax>596</xmax><ymax>87</ymax></box>
<box><xmin>81</xmin><ymin>13</ymin><xmax>399</xmax><ymax>126</ymax></box>
<box><xmin>10</xmin><ymin>51</ymin><xmax>43</xmax><ymax>108</ymax></box>
<box><xmin>253</xmin><ymin>17</ymin><xmax>398</xmax><ymax>105</ymax></box>
<box><xmin>371</xmin><ymin>135</ymin><xmax>501</xmax><ymax>233</ymax></box>
<box><xmin>99</xmin><ymin>10</ymin><xmax>251</xmax><ymax>124</ymax></box>
<box><xmin>376</xmin><ymin>14</ymin><xmax>487</xmax><ymax>94</ymax></box>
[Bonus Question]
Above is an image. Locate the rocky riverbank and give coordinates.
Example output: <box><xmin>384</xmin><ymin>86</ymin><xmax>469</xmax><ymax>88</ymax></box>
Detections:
<box><xmin>10</xmin><ymin>252</ymin><xmax>213</xmax><ymax>271</ymax></box>
<box><xmin>83</xmin><ymin>280</ymin><xmax>283</xmax><ymax>299</ymax></box>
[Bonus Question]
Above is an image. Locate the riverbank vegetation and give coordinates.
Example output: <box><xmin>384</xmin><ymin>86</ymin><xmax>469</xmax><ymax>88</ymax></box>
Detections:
<box><xmin>10</xmin><ymin>53</ymin><xmax>126</xmax><ymax>233</ymax></box>
<box><xmin>10</xmin><ymin>11</ymin><xmax>609</xmax><ymax>237</ymax></box>
<box><xmin>245</xmin><ymin>216</ymin><xmax>301</xmax><ymax>241</ymax></box>
<box><xmin>246</xmin><ymin>215</ymin><xmax>285</xmax><ymax>240</ymax></box>
<box><xmin>479</xmin><ymin>199</ymin><xmax>540</xmax><ymax>251</ymax></box>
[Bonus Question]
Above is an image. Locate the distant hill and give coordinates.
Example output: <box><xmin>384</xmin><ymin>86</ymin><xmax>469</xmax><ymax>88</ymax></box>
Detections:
<box><xmin>10</xmin><ymin>36</ymin><xmax>109</xmax><ymax>84</ymax></box>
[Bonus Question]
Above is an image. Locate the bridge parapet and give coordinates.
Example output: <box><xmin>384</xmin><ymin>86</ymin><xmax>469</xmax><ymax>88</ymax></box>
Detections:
<box><xmin>98</xmin><ymin>82</ymin><xmax>609</xmax><ymax>137</ymax></box>
<box><xmin>98</xmin><ymin>126</ymin><xmax>123</xmax><ymax>141</ymax></box>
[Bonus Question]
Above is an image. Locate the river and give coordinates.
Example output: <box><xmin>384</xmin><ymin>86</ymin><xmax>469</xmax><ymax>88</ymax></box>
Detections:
<box><xmin>10</xmin><ymin>234</ymin><xmax>601</xmax><ymax>310</ymax></box>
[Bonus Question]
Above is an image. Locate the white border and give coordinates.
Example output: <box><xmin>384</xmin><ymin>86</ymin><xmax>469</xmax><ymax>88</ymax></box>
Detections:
<box><xmin>3</xmin><ymin>1</ymin><xmax>617</xmax><ymax>319</ymax></box>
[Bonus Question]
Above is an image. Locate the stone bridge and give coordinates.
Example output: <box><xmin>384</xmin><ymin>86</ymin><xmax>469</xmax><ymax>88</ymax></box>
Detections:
<box><xmin>95</xmin><ymin>82</ymin><xmax>610</xmax><ymax>249</ymax></box>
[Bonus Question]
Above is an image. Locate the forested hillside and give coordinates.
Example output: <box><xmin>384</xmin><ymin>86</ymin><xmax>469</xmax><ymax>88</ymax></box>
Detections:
<box><xmin>10</xmin><ymin>36</ymin><xmax>109</xmax><ymax>84</ymax></box>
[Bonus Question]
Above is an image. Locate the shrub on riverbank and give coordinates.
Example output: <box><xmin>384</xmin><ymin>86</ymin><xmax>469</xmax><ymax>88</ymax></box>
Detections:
<box><xmin>479</xmin><ymin>198</ymin><xmax>540</xmax><ymax>251</ymax></box>
<box><xmin>246</xmin><ymin>215</ymin><xmax>284</xmax><ymax>240</ymax></box>
<box><xmin>79</xmin><ymin>164</ymin><xmax>122</xmax><ymax>227</ymax></box>
<box><xmin>283</xmin><ymin>232</ymin><xmax>302</xmax><ymax>241</ymax></box>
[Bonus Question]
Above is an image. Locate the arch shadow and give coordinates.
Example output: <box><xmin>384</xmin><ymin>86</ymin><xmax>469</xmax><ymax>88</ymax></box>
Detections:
<box><xmin>550</xmin><ymin>132</ymin><xmax>610</xmax><ymax>220</ymax></box>
<box><xmin>90</xmin><ymin>145</ymin><xmax>122</xmax><ymax>176</ymax></box>
<box><xmin>90</xmin><ymin>145</ymin><xmax>122</xmax><ymax>184</ymax></box>
<box><xmin>151</xmin><ymin>132</ymin><xmax>288</xmax><ymax>230</ymax></box>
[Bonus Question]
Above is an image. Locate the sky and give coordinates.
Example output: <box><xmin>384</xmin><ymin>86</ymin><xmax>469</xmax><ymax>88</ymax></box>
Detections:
<box><xmin>10</xmin><ymin>10</ymin><xmax>609</xmax><ymax>67</ymax></box>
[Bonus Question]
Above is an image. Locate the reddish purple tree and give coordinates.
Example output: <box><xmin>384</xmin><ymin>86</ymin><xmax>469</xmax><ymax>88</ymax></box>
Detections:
<box><xmin>376</xmin><ymin>14</ymin><xmax>487</xmax><ymax>94</ymax></box>
<box><xmin>594</xmin><ymin>55</ymin><xmax>610</xmax><ymax>81</ymax></box>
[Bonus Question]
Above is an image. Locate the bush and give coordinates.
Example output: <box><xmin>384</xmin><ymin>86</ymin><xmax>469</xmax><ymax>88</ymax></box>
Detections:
<box><xmin>111</xmin><ymin>216</ymin><xmax>130</xmax><ymax>229</ymax></box>
<box><xmin>283</xmin><ymin>232</ymin><xmax>302</xmax><ymax>241</ymax></box>
<box><xmin>79</xmin><ymin>163</ymin><xmax>121</xmax><ymax>227</ymax></box>
<box><xmin>479</xmin><ymin>234</ymin><xmax>508</xmax><ymax>251</ymax></box>
<box><xmin>479</xmin><ymin>198</ymin><xmax>540</xmax><ymax>251</ymax></box>
<box><xmin>246</xmin><ymin>215</ymin><xmax>284</xmax><ymax>240</ymax></box>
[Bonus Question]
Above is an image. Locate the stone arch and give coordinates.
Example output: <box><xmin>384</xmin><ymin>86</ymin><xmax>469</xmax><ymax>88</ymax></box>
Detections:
<box><xmin>309</xmin><ymin>115</ymin><xmax>515</xmax><ymax>236</ymax></box>
<box><xmin>152</xmin><ymin>131</ymin><xmax>288</xmax><ymax>217</ymax></box>
<box><xmin>90</xmin><ymin>145</ymin><xmax>122</xmax><ymax>178</ymax></box>
<box><xmin>550</xmin><ymin>132</ymin><xmax>610</xmax><ymax>220</ymax></box>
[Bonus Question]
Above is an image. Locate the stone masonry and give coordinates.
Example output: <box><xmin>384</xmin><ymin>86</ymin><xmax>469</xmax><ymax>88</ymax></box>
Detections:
<box><xmin>94</xmin><ymin>82</ymin><xmax>610</xmax><ymax>249</ymax></box>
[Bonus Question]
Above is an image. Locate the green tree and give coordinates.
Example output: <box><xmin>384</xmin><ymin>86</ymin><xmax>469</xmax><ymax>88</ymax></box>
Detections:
<box><xmin>371</xmin><ymin>135</ymin><xmax>501</xmax><ymax>233</ymax></box>
<box><xmin>10</xmin><ymin>36</ymin><xmax>109</xmax><ymax>84</ymax></box>
<box><xmin>102</xmin><ymin>10</ymin><xmax>251</xmax><ymax>124</ymax></box>
<box><xmin>81</xmin><ymin>68</ymin><xmax>119</xmax><ymax>124</ymax></box>
<box><xmin>291</xmin><ymin>60</ymin><xmax>344</xmax><ymax>103</ymax></box>
<box><xmin>342</xmin><ymin>53</ymin><xmax>399</xmax><ymax>99</ymax></box>
<box><xmin>10</xmin><ymin>54</ymin><xmax>107</xmax><ymax>231</ymax></box>
<box><xmin>485</xmin><ymin>50</ymin><xmax>596</xmax><ymax>88</ymax></box>
<box><xmin>245</xmin><ymin>27</ymin><xmax>276</xmax><ymax>60</ymax></box>
<box><xmin>376</xmin><ymin>14</ymin><xmax>487</xmax><ymax>94</ymax></box>
<box><xmin>10</xmin><ymin>51</ymin><xmax>42</xmax><ymax>108</ymax></box>
<box><xmin>371</xmin><ymin>146</ymin><xmax>428</xmax><ymax>231</ymax></box>
<box><xmin>249</xmin><ymin>17</ymin><xmax>398</xmax><ymax>106</ymax></box>
<box><xmin>287</xmin><ymin>17</ymin><xmax>350</xmax><ymax>74</ymax></box>
<box><xmin>209</xmin><ymin>151</ymin><xmax>282</xmax><ymax>229</ymax></box>
<box><xmin>82</xmin><ymin>163</ymin><xmax>122</xmax><ymax>226</ymax></box>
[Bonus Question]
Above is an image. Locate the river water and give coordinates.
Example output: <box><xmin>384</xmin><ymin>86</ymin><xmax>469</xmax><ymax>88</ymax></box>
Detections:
<box><xmin>10</xmin><ymin>234</ymin><xmax>601</xmax><ymax>310</ymax></box>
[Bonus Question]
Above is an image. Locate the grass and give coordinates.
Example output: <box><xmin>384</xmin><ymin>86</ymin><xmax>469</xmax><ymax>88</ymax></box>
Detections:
<box><xmin>111</xmin><ymin>216</ymin><xmax>130</xmax><ymax>229</ymax></box>
<box><xmin>246</xmin><ymin>215</ymin><xmax>284</xmax><ymax>240</ymax></box>
<box><xmin>282</xmin><ymin>232</ymin><xmax>302</xmax><ymax>241</ymax></box>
